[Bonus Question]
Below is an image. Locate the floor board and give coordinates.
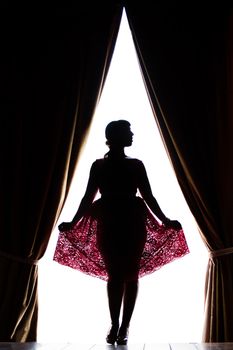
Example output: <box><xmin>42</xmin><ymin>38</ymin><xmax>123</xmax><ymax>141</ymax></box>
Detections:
<box><xmin>0</xmin><ymin>343</ymin><xmax>232</xmax><ymax>350</ymax></box>
<box><xmin>193</xmin><ymin>344</ymin><xmax>233</xmax><ymax>350</ymax></box>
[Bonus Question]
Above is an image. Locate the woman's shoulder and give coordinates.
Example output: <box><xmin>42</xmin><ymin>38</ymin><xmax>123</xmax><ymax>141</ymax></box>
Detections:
<box><xmin>124</xmin><ymin>157</ymin><xmax>146</xmax><ymax>171</ymax></box>
<box><xmin>91</xmin><ymin>158</ymin><xmax>108</xmax><ymax>170</ymax></box>
<box><xmin>125</xmin><ymin>156</ymin><xmax>144</xmax><ymax>165</ymax></box>
<box><xmin>91</xmin><ymin>158</ymin><xmax>105</xmax><ymax>167</ymax></box>
<box><xmin>92</xmin><ymin>157</ymin><xmax>145</xmax><ymax>168</ymax></box>
<box><xmin>93</xmin><ymin>157</ymin><xmax>104</xmax><ymax>163</ymax></box>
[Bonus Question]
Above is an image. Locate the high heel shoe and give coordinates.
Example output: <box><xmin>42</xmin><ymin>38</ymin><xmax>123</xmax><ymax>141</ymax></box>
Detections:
<box><xmin>116</xmin><ymin>327</ymin><xmax>129</xmax><ymax>345</ymax></box>
<box><xmin>106</xmin><ymin>325</ymin><xmax>119</xmax><ymax>345</ymax></box>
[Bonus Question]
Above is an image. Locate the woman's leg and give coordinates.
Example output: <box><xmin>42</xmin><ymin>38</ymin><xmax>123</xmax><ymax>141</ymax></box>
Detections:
<box><xmin>106</xmin><ymin>277</ymin><xmax>124</xmax><ymax>344</ymax></box>
<box><xmin>116</xmin><ymin>278</ymin><xmax>139</xmax><ymax>345</ymax></box>
<box><xmin>107</xmin><ymin>278</ymin><xmax>124</xmax><ymax>327</ymax></box>
<box><xmin>120</xmin><ymin>254</ymin><xmax>141</xmax><ymax>332</ymax></box>
<box><xmin>120</xmin><ymin>279</ymin><xmax>139</xmax><ymax>330</ymax></box>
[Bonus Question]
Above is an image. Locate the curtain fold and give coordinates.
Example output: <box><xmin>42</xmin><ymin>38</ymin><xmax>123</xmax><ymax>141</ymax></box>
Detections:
<box><xmin>125</xmin><ymin>1</ymin><xmax>233</xmax><ymax>342</ymax></box>
<box><xmin>1</xmin><ymin>0</ymin><xmax>232</xmax><ymax>341</ymax></box>
<box><xmin>0</xmin><ymin>2</ymin><xmax>123</xmax><ymax>341</ymax></box>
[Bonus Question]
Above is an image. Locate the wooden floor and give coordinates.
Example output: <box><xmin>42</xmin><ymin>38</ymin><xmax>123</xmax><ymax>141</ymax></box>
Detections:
<box><xmin>0</xmin><ymin>343</ymin><xmax>232</xmax><ymax>350</ymax></box>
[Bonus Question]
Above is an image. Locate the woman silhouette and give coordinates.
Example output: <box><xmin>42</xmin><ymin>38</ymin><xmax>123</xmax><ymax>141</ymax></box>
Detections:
<box><xmin>54</xmin><ymin>119</ymin><xmax>189</xmax><ymax>345</ymax></box>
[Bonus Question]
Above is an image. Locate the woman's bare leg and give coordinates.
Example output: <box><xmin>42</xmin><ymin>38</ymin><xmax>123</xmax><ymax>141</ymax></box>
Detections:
<box><xmin>120</xmin><ymin>279</ymin><xmax>138</xmax><ymax>330</ymax></box>
<box><xmin>106</xmin><ymin>278</ymin><xmax>124</xmax><ymax>343</ymax></box>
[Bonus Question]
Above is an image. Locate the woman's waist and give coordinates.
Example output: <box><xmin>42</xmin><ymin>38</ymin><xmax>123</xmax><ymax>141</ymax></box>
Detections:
<box><xmin>98</xmin><ymin>194</ymin><xmax>145</xmax><ymax>209</ymax></box>
<box><xmin>100</xmin><ymin>192</ymin><xmax>139</xmax><ymax>201</ymax></box>
<box><xmin>90</xmin><ymin>195</ymin><xmax>147</xmax><ymax>219</ymax></box>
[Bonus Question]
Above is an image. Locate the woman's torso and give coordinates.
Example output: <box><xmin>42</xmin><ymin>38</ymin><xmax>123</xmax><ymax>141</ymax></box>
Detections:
<box><xmin>94</xmin><ymin>156</ymin><xmax>142</xmax><ymax>198</ymax></box>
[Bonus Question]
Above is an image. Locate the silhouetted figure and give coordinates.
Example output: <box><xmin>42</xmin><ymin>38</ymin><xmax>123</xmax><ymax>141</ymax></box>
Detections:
<box><xmin>54</xmin><ymin>120</ymin><xmax>189</xmax><ymax>345</ymax></box>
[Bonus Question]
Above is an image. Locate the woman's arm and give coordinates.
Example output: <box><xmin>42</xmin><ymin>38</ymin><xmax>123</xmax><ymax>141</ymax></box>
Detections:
<box><xmin>137</xmin><ymin>161</ymin><xmax>181</xmax><ymax>229</ymax></box>
<box><xmin>59</xmin><ymin>161</ymin><xmax>99</xmax><ymax>231</ymax></box>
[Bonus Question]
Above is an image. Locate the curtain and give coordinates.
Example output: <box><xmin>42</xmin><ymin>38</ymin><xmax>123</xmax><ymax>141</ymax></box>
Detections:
<box><xmin>125</xmin><ymin>1</ymin><xmax>233</xmax><ymax>342</ymax></box>
<box><xmin>0</xmin><ymin>2</ymin><xmax>123</xmax><ymax>341</ymax></box>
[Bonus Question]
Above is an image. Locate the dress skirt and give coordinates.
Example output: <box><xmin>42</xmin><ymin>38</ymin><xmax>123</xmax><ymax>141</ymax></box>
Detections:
<box><xmin>53</xmin><ymin>196</ymin><xmax>189</xmax><ymax>281</ymax></box>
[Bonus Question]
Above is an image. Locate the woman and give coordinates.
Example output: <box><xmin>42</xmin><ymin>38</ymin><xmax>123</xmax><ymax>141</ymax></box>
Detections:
<box><xmin>54</xmin><ymin>119</ymin><xmax>189</xmax><ymax>345</ymax></box>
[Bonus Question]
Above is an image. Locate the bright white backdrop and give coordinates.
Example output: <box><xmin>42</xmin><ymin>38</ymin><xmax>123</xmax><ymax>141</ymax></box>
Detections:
<box><xmin>37</xmin><ymin>10</ymin><xmax>208</xmax><ymax>344</ymax></box>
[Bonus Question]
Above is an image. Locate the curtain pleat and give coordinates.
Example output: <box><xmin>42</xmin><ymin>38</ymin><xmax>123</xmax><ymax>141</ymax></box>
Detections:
<box><xmin>0</xmin><ymin>2</ymin><xmax>123</xmax><ymax>341</ymax></box>
<box><xmin>125</xmin><ymin>1</ymin><xmax>233</xmax><ymax>341</ymax></box>
<box><xmin>1</xmin><ymin>0</ymin><xmax>233</xmax><ymax>341</ymax></box>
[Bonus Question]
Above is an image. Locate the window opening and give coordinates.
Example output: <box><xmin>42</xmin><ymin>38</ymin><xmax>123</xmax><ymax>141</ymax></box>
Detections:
<box><xmin>38</xmin><ymin>9</ymin><xmax>208</xmax><ymax>343</ymax></box>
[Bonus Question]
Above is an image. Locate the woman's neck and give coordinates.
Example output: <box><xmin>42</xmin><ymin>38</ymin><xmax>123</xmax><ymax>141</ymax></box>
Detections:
<box><xmin>107</xmin><ymin>147</ymin><xmax>126</xmax><ymax>158</ymax></box>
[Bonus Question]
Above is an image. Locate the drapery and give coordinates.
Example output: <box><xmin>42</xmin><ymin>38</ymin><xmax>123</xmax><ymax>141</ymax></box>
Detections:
<box><xmin>0</xmin><ymin>3</ymin><xmax>122</xmax><ymax>341</ymax></box>
<box><xmin>125</xmin><ymin>1</ymin><xmax>233</xmax><ymax>342</ymax></box>
<box><xmin>1</xmin><ymin>0</ymin><xmax>232</xmax><ymax>342</ymax></box>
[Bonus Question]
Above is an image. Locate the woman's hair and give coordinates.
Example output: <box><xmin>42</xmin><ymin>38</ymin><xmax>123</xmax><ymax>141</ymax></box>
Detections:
<box><xmin>105</xmin><ymin>120</ymin><xmax>131</xmax><ymax>146</ymax></box>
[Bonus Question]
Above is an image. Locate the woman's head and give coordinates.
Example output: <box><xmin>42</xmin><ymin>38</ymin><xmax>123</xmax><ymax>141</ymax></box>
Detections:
<box><xmin>105</xmin><ymin>120</ymin><xmax>133</xmax><ymax>148</ymax></box>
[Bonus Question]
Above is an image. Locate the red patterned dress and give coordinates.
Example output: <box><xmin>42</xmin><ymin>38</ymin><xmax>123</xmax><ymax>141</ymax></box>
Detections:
<box><xmin>53</xmin><ymin>157</ymin><xmax>189</xmax><ymax>281</ymax></box>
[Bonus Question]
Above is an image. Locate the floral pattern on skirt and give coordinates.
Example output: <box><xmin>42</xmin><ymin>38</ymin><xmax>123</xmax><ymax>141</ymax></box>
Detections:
<box><xmin>53</xmin><ymin>197</ymin><xmax>189</xmax><ymax>281</ymax></box>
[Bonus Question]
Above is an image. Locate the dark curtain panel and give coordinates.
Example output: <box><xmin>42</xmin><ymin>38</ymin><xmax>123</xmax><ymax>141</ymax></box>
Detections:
<box><xmin>125</xmin><ymin>1</ymin><xmax>233</xmax><ymax>342</ymax></box>
<box><xmin>0</xmin><ymin>2</ymin><xmax>123</xmax><ymax>341</ymax></box>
